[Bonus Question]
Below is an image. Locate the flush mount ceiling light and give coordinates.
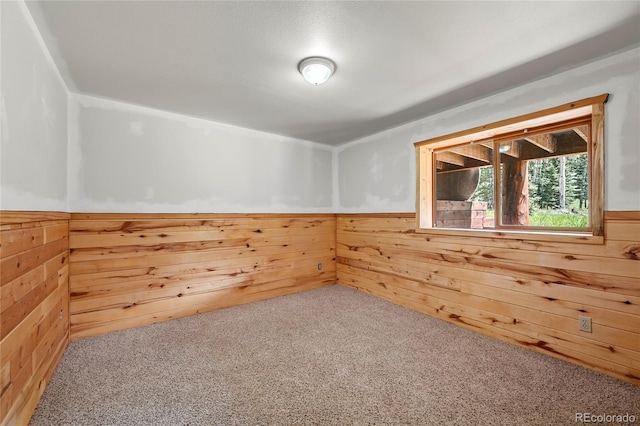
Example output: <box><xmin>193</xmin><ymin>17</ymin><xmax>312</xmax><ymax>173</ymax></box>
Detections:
<box><xmin>298</xmin><ymin>57</ymin><xmax>336</xmax><ymax>85</ymax></box>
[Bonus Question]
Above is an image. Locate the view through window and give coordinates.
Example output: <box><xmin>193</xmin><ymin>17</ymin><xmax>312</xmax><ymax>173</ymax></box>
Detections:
<box><xmin>435</xmin><ymin>123</ymin><xmax>590</xmax><ymax>230</ymax></box>
<box><xmin>415</xmin><ymin>95</ymin><xmax>606</xmax><ymax>236</ymax></box>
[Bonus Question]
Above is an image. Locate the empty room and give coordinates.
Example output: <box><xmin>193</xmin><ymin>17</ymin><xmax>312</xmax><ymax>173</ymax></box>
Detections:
<box><xmin>1</xmin><ymin>1</ymin><xmax>639</xmax><ymax>425</ymax></box>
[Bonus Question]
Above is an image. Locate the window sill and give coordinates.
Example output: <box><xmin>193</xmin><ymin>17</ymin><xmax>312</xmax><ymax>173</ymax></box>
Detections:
<box><xmin>414</xmin><ymin>226</ymin><xmax>604</xmax><ymax>245</ymax></box>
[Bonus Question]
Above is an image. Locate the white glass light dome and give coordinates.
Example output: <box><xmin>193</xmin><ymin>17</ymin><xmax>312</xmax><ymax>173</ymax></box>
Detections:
<box><xmin>298</xmin><ymin>57</ymin><xmax>336</xmax><ymax>85</ymax></box>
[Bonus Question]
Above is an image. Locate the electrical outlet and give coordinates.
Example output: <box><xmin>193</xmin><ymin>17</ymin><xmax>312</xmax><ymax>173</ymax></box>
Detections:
<box><xmin>578</xmin><ymin>315</ymin><xmax>592</xmax><ymax>333</ymax></box>
<box><xmin>317</xmin><ymin>263</ymin><xmax>323</xmax><ymax>270</ymax></box>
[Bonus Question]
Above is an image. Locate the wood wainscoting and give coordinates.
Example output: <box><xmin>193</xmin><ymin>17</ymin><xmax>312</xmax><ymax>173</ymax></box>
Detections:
<box><xmin>69</xmin><ymin>214</ymin><xmax>336</xmax><ymax>340</ymax></box>
<box><xmin>336</xmin><ymin>211</ymin><xmax>640</xmax><ymax>385</ymax></box>
<box><xmin>0</xmin><ymin>211</ymin><xmax>70</xmax><ymax>426</ymax></box>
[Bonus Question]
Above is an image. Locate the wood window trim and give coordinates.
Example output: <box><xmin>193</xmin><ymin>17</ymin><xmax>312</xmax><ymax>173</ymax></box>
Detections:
<box><xmin>414</xmin><ymin>94</ymin><xmax>608</xmax><ymax>244</ymax></box>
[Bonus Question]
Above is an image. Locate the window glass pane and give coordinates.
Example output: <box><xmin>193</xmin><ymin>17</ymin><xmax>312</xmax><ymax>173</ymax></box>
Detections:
<box><xmin>435</xmin><ymin>143</ymin><xmax>494</xmax><ymax>229</ymax></box>
<box><xmin>499</xmin><ymin>125</ymin><xmax>589</xmax><ymax>228</ymax></box>
<box><xmin>416</xmin><ymin>96</ymin><xmax>605</xmax><ymax>236</ymax></box>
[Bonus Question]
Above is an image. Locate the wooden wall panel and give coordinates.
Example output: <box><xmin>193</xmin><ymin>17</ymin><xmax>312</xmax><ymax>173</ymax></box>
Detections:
<box><xmin>69</xmin><ymin>214</ymin><xmax>336</xmax><ymax>339</ymax></box>
<box><xmin>336</xmin><ymin>211</ymin><xmax>640</xmax><ymax>385</ymax></box>
<box><xmin>0</xmin><ymin>211</ymin><xmax>70</xmax><ymax>426</ymax></box>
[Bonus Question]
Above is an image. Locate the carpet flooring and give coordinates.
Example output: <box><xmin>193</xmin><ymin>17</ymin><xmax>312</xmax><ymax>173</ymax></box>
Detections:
<box><xmin>31</xmin><ymin>285</ymin><xmax>639</xmax><ymax>425</ymax></box>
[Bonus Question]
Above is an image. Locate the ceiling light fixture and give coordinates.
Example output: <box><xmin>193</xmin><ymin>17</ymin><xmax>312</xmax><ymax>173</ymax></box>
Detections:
<box><xmin>298</xmin><ymin>57</ymin><xmax>336</xmax><ymax>85</ymax></box>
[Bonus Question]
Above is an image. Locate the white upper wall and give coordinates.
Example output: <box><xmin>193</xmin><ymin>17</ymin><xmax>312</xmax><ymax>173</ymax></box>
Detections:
<box><xmin>68</xmin><ymin>95</ymin><xmax>333</xmax><ymax>213</ymax></box>
<box><xmin>3</xmin><ymin>0</ymin><xmax>639</xmax><ymax>214</ymax></box>
<box><xmin>335</xmin><ymin>47</ymin><xmax>640</xmax><ymax>213</ymax></box>
<box><xmin>1</xmin><ymin>1</ymin><xmax>68</xmax><ymax>211</ymax></box>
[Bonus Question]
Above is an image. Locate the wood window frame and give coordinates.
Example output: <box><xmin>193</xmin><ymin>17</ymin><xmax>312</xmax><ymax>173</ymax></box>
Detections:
<box><xmin>414</xmin><ymin>94</ymin><xmax>608</xmax><ymax>244</ymax></box>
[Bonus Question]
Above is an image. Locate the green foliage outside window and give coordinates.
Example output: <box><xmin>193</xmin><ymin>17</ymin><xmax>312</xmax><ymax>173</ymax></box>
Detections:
<box><xmin>469</xmin><ymin>153</ymin><xmax>589</xmax><ymax>228</ymax></box>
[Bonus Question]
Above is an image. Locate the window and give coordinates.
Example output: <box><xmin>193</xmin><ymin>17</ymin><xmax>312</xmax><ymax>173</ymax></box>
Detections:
<box><xmin>415</xmin><ymin>95</ymin><xmax>607</xmax><ymax>238</ymax></box>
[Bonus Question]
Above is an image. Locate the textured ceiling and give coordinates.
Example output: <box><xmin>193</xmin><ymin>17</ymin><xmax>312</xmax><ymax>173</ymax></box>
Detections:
<box><xmin>26</xmin><ymin>1</ymin><xmax>640</xmax><ymax>145</ymax></box>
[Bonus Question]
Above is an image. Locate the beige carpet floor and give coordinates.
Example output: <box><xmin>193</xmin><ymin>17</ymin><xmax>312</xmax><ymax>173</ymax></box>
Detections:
<box><xmin>31</xmin><ymin>285</ymin><xmax>639</xmax><ymax>425</ymax></box>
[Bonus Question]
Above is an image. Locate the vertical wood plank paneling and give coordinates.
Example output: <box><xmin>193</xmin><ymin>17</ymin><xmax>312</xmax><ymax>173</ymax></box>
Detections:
<box><xmin>336</xmin><ymin>211</ymin><xmax>640</xmax><ymax>385</ymax></box>
<box><xmin>0</xmin><ymin>212</ymin><xmax>70</xmax><ymax>426</ymax></box>
<box><xmin>68</xmin><ymin>214</ymin><xmax>336</xmax><ymax>340</ymax></box>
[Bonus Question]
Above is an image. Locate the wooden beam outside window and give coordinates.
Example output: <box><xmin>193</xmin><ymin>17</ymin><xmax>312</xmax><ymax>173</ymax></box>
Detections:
<box><xmin>524</xmin><ymin>133</ymin><xmax>555</xmax><ymax>153</ymax></box>
<box><xmin>449</xmin><ymin>144</ymin><xmax>492</xmax><ymax>164</ymax></box>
